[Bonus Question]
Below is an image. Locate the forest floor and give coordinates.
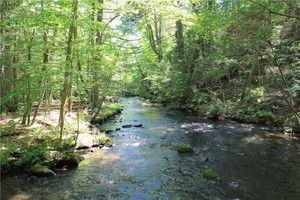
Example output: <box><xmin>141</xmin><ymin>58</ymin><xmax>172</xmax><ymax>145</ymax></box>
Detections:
<box><xmin>0</xmin><ymin>100</ymin><xmax>121</xmax><ymax>175</ymax></box>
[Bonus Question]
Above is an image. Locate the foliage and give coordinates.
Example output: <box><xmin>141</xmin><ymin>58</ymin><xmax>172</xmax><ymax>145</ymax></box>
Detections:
<box><xmin>0</xmin><ymin>0</ymin><xmax>299</xmax><ymax>168</ymax></box>
<box><xmin>18</xmin><ymin>146</ymin><xmax>50</xmax><ymax>167</ymax></box>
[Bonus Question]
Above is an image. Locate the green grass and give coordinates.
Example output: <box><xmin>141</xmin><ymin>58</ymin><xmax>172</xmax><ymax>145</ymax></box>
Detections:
<box><xmin>97</xmin><ymin>103</ymin><xmax>122</xmax><ymax>120</ymax></box>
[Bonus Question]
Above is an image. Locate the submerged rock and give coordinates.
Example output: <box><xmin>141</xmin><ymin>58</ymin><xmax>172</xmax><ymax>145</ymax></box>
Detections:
<box><xmin>133</xmin><ymin>124</ymin><xmax>143</xmax><ymax>127</ymax></box>
<box><xmin>204</xmin><ymin>169</ymin><xmax>219</xmax><ymax>179</ymax></box>
<box><xmin>122</xmin><ymin>124</ymin><xmax>133</xmax><ymax>128</ymax></box>
<box><xmin>30</xmin><ymin>164</ymin><xmax>56</xmax><ymax>177</ymax></box>
<box><xmin>177</xmin><ymin>144</ymin><xmax>193</xmax><ymax>153</ymax></box>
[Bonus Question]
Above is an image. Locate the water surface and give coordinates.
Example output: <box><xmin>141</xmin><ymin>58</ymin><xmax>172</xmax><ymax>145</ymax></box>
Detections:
<box><xmin>1</xmin><ymin>97</ymin><xmax>300</xmax><ymax>199</ymax></box>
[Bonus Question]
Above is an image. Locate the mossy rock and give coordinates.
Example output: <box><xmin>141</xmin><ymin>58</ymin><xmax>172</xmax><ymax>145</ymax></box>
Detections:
<box><xmin>204</xmin><ymin>169</ymin><xmax>219</xmax><ymax>179</ymax></box>
<box><xmin>98</xmin><ymin>136</ymin><xmax>113</xmax><ymax>147</ymax></box>
<box><xmin>177</xmin><ymin>144</ymin><xmax>193</xmax><ymax>153</ymax></box>
<box><xmin>47</xmin><ymin>151</ymin><xmax>81</xmax><ymax>169</ymax></box>
<box><xmin>30</xmin><ymin>164</ymin><xmax>56</xmax><ymax>177</ymax></box>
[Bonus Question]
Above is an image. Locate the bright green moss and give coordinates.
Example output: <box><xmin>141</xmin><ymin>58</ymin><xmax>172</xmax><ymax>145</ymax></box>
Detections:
<box><xmin>204</xmin><ymin>169</ymin><xmax>219</xmax><ymax>179</ymax></box>
<box><xmin>177</xmin><ymin>144</ymin><xmax>193</xmax><ymax>153</ymax></box>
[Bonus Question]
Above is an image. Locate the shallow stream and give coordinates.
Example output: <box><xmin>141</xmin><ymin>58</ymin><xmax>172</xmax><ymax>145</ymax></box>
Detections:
<box><xmin>1</xmin><ymin>97</ymin><xmax>300</xmax><ymax>199</ymax></box>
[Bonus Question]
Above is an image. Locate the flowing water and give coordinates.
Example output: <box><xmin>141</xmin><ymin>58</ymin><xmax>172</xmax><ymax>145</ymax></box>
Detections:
<box><xmin>1</xmin><ymin>97</ymin><xmax>300</xmax><ymax>200</ymax></box>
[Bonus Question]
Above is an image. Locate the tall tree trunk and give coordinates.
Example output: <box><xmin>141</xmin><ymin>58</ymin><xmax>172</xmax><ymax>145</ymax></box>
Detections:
<box><xmin>189</xmin><ymin>38</ymin><xmax>201</xmax><ymax>85</ymax></box>
<box><xmin>175</xmin><ymin>20</ymin><xmax>185</xmax><ymax>72</ymax></box>
<box><xmin>146</xmin><ymin>15</ymin><xmax>163</xmax><ymax>62</ymax></box>
<box><xmin>91</xmin><ymin>0</ymin><xmax>103</xmax><ymax>111</ymax></box>
<box><xmin>246</xmin><ymin>47</ymin><xmax>259</xmax><ymax>87</ymax></box>
<box><xmin>58</xmin><ymin>0</ymin><xmax>78</xmax><ymax>140</ymax></box>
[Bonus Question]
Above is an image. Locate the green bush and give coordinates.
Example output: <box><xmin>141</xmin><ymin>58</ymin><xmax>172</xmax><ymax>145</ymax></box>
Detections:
<box><xmin>18</xmin><ymin>146</ymin><xmax>50</xmax><ymax>167</ymax></box>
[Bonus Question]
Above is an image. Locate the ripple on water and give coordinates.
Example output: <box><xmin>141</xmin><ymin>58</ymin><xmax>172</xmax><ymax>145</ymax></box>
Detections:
<box><xmin>1</xmin><ymin>97</ymin><xmax>300</xmax><ymax>200</ymax></box>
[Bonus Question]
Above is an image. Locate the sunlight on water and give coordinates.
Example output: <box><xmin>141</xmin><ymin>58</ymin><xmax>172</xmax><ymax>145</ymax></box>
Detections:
<box><xmin>1</xmin><ymin>98</ymin><xmax>299</xmax><ymax>200</ymax></box>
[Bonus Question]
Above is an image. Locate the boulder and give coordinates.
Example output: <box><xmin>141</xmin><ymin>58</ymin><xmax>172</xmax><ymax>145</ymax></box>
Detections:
<box><xmin>30</xmin><ymin>164</ymin><xmax>56</xmax><ymax>177</ymax></box>
<box><xmin>55</xmin><ymin>152</ymin><xmax>81</xmax><ymax>169</ymax></box>
<box><xmin>98</xmin><ymin>136</ymin><xmax>113</xmax><ymax>147</ymax></box>
<box><xmin>75</xmin><ymin>133</ymin><xmax>102</xmax><ymax>149</ymax></box>
<box><xmin>47</xmin><ymin>151</ymin><xmax>82</xmax><ymax>169</ymax></box>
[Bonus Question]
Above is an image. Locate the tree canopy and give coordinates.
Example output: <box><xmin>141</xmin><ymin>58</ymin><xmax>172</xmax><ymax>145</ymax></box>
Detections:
<box><xmin>1</xmin><ymin>0</ymin><xmax>299</xmax><ymax>133</ymax></box>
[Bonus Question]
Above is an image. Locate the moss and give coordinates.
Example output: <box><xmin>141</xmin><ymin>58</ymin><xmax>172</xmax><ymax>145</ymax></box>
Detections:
<box><xmin>177</xmin><ymin>144</ymin><xmax>193</xmax><ymax>153</ymax></box>
<box><xmin>30</xmin><ymin>164</ymin><xmax>56</xmax><ymax>177</ymax></box>
<box><xmin>52</xmin><ymin>152</ymin><xmax>81</xmax><ymax>169</ymax></box>
<box><xmin>96</xmin><ymin>104</ymin><xmax>122</xmax><ymax>122</ymax></box>
<box><xmin>98</xmin><ymin>136</ymin><xmax>113</xmax><ymax>147</ymax></box>
<box><xmin>204</xmin><ymin>169</ymin><xmax>219</xmax><ymax>179</ymax></box>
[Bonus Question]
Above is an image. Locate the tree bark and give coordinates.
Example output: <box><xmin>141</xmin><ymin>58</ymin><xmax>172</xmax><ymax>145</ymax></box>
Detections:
<box><xmin>58</xmin><ymin>0</ymin><xmax>78</xmax><ymax>140</ymax></box>
<box><xmin>147</xmin><ymin>15</ymin><xmax>163</xmax><ymax>62</ymax></box>
<box><xmin>175</xmin><ymin>20</ymin><xmax>185</xmax><ymax>72</ymax></box>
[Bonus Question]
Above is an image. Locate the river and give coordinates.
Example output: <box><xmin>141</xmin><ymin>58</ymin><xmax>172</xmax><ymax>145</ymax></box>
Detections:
<box><xmin>1</xmin><ymin>97</ymin><xmax>300</xmax><ymax>200</ymax></box>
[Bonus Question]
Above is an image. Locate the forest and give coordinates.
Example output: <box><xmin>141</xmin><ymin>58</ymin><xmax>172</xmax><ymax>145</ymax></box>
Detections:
<box><xmin>0</xmin><ymin>0</ymin><xmax>300</xmax><ymax>198</ymax></box>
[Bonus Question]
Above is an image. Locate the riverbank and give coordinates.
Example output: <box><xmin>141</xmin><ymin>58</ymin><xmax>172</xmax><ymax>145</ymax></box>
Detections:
<box><xmin>142</xmin><ymin>88</ymin><xmax>300</xmax><ymax>134</ymax></box>
<box><xmin>2</xmin><ymin>97</ymin><xmax>299</xmax><ymax>200</ymax></box>
<box><xmin>0</xmin><ymin>101</ymin><xmax>122</xmax><ymax>176</ymax></box>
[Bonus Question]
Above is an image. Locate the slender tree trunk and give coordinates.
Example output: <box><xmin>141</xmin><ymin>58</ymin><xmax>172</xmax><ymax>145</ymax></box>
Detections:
<box><xmin>189</xmin><ymin>38</ymin><xmax>201</xmax><ymax>85</ymax></box>
<box><xmin>175</xmin><ymin>20</ymin><xmax>185</xmax><ymax>72</ymax></box>
<box><xmin>58</xmin><ymin>0</ymin><xmax>78</xmax><ymax>140</ymax></box>
<box><xmin>90</xmin><ymin>75</ymin><xmax>112</xmax><ymax>123</ymax></box>
<box><xmin>146</xmin><ymin>16</ymin><xmax>163</xmax><ymax>62</ymax></box>
<box><xmin>91</xmin><ymin>0</ymin><xmax>103</xmax><ymax>111</ymax></box>
<box><xmin>246</xmin><ymin>48</ymin><xmax>259</xmax><ymax>87</ymax></box>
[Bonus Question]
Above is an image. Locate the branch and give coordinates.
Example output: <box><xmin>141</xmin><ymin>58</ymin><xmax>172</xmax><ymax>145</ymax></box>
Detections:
<box><xmin>104</xmin><ymin>35</ymin><xmax>143</xmax><ymax>41</ymax></box>
<box><xmin>96</xmin><ymin>14</ymin><xmax>120</xmax><ymax>44</ymax></box>
<box><xmin>250</xmin><ymin>0</ymin><xmax>300</xmax><ymax>20</ymax></box>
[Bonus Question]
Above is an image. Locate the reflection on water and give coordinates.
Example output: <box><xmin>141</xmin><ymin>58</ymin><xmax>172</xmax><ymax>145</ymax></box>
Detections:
<box><xmin>1</xmin><ymin>97</ymin><xmax>300</xmax><ymax>200</ymax></box>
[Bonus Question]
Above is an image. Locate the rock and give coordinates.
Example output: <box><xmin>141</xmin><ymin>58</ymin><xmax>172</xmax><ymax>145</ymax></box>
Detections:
<box><xmin>30</xmin><ymin>164</ymin><xmax>56</xmax><ymax>177</ymax></box>
<box><xmin>48</xmin><ymin>151</ymin><xmax>82</xmax><ymax>169</ymax></box>
<box><xmin>133</xmin><ymin>124</ymin><xmax>143</xmax><ymax>127</ymax></box>
<box><xmin>55</xmin><ymin>152</ymin><xmax>81</xmax><ymax>169</ymax></box>
<box><xmin>98</xmin><ymin>136</ymin><xmax>113</xmax><ymax>147</ymax></box>
<box><xmin>204</xmin><ymin>169</ymin><xmax>219</xmax><ymax>179</ymax></box>
<box><xmin>75</xmin><ymin>146</ymin><xmax>90</xmax><ymax>150</ymax></box>
<box><xmin>75</xmin><ymin>133</ymin><xmax>103</xmax><ymax>149</ymax></box>
<box><xmin>105</xmin><ymin>130</ymin><xmax>114</xmax><ymax>134</ymax></box>
<box><xmin>177</xmin><ymin>144</ymin><xmax>193</xmax><ymax>153</ymax></box>
<box><xmin>91</xmin><ymin>118</ymin><xmax>104</xmax><ymax>125</ymax></box>
<box><xmin>122</xmin><ymin>124</ymin><xmax>133</xmax><ymax>128</ymax></box>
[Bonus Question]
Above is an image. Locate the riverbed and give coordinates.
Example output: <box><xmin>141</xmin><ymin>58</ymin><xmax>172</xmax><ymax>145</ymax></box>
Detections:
<box><xmin>1</xmin><ymin>97</ymin><xmax>299</xmax><ymax>199</ymax></box>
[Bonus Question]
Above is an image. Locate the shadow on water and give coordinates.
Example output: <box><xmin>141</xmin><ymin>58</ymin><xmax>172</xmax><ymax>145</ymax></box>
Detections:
<box><xmin>1</xmin><ymin>97</ymin><xmax>300</xmax><ymax>200</ymax></box>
